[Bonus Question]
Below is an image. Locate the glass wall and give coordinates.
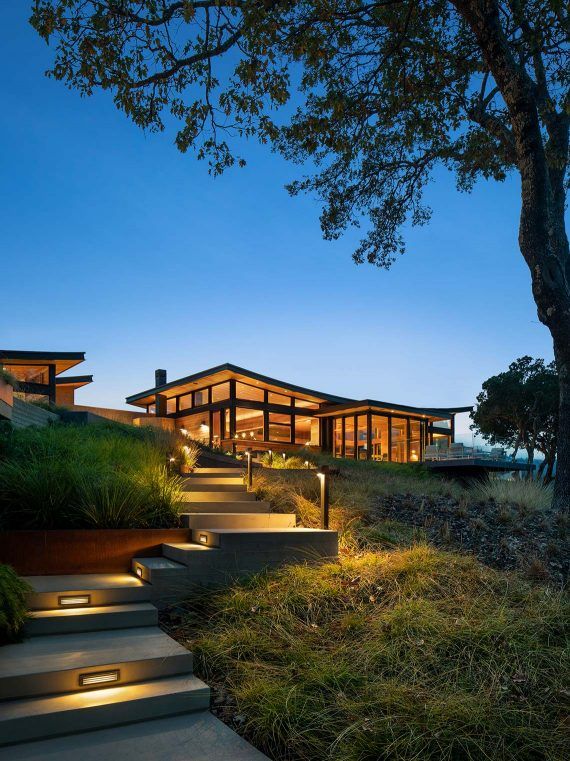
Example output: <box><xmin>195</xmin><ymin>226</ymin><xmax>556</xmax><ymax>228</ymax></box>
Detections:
<box><xmin>334</xmin><ymin>419</ymin><xmax>343</xmax><ymax>457</ymax></box>
<box><xmin>166</xmin><ymin>398</ymin><xmax>177</xmax><ymax>414</ymax></box>
<box><xmin>268</xmin><ymin>391</ymin><xmax>291</xmax><ymax>406</ymax></box>
<box><xmin>235</xmin><ymin>408</ymin><xmax>264</xmax><ymax>441</ymax></box>
<box><xmin>371</xmin><ymin>415</ymin><xmax>389</xmax><ymax>461</ymax></box>
<box><xmin>194</xmin><ymin>388</ymin><xmax>208</xmax><ymax>406</ymax></box>
<box><xmin>295</xmin><ymin>416</ymin><xmax>319</xmax><ymax>446</ymax></box>
<box><xmin>236</xmin><ymin>382</ymin><xmax>264</xmax><ymax>402</ymax></box>
<box><xmin>268</xmin><ymin>412</ymin><xmax>291</xmax><ymax>443</ymax></box>
<box><xmin>390</xmin><ymin>417</ymin><xmax>407</xmax><ymax>462</ymax></box>
<box><xmin>357</xmin><ymin>415</ymin><xmax>368</xmax><ymax>459</ymax></box>
<box><xmin>211</xmin><ymin>382</ymin><xmax>230</xmax><ymax>403</ymax></box>
<box><xmin>179</xmin><ymin>412</ymin><xmax>210</xmax><ymax>442</ymax></box>
<box><xmin>179</xmin><ymin>393</ymin><xmax>192</xmax><ymax>411</ymax></box>
<box><xmin>409</xmin><ymin>420</ymin><xmax>421</xmax><ymax>462</ymax></box>
<box><xmin>344</xmin><ymin>416</ymin><xmax>355</xmax><ymax>458</ymax></box>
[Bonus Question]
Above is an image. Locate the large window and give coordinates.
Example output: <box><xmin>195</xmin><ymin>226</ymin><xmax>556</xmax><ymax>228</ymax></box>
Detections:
<box><xmin>268</xmin><ymin>412</ymin><xmax>291</xmax><ymax>443</ymax></box>
<box><xmin>179</xmin><ymin>412</ymin><xmax>210</xmax><ymax>442</ymax></box>
<box><xmin>295</xmin><ymin>416</ymin><xmax>319</xmax><ymax>446</ymax></box>
<box><xmin>211</xmin><ymin>382</ymin><xmax>230</xmax><ymax>403</ymax></box>
<box><xmin>357</xmin><ymin>415</ymin><xmax>368</xmax><ymax>459</ymax></box>
<box><xmin>166</xmin><ymin>397</ymin><xmax>177</xmax><ymax>414</ymax></box>
<box><xmin>409</xmin><ymin>420</ymin><xmax>421</xmax><ymax>462</ymax></box>
<box><xmin>235</xmin><ymin>408</ymin><xmax>264</xmax><ymax>441</ymax></box>
<box><xmin>194</xmin><ymin>388</ymin><xmax>209</xmax><ymax>406</ymax></box>
<box><xmin>344</xmin><ymin>416</ymin><xmax>355</xmax><ymax>458</ymax></box>
<box><xmin>334</xmin><ymin>419</ymin><xmax>343</xmax><ymax>457</ymax></box>
<box><xmin>179</xmin><ymin>393</ymin><xmax>192</xmax><ymax>411</ymax></box>
<box><xmin>268</xmin><ymin>391</ymin><xmax>291</xmax><ymax>406</ymax></box>
<box><xmin>236</xmin><ymin>382</ymin><xmax>264</xmax><ymax>402</ymax></box>
<box><xmin>391</xmin><ymin>417</ymin><xmax>407</xmax><ymax>462</ymax></box>
<box><xmin>295</xmin><ymin>398</ymin><xmax>319</xmax><ymax>410</ymax></box>
<box><xmin>7</xmin><ymin>365</ymin><xmax>50</xmax><ymax>384</ymax></box>
<box><xmin>371</xmin><ymin>415</ymin><xmax>388</xmax><ymax>461</ymax></box>
<box><xmin>212</xmin><ymin>410</ymin><xmax>222</xmax><ymax>443</ymax></box>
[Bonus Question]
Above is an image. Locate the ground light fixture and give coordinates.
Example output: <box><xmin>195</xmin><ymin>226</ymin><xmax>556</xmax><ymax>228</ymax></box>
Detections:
<box><xmin>316</xmin><ymin>465</ymin><xmax>330</xmax><ymax>530</ymax></box>
<box><xmin>268</xmin><ymin>449</ymin><xmax>273</xmax><ymax>465</ymax></box>
<box><xmin>199</xmin><ymin>533</ymin><xmax>208</xmax><ymax>544</ymax></box>
<box><xmin>79</xmin><ymin>670</ymin><xmax>120</xmax><ymax>688</ymax></box>
<box><xmin>305</xmin><ymin>460</ymin><xmax>310</xmax><ymax>469</ymax></box>
<box><xmin>58</xmin><ymin>595</ymin><xmax>90</xmax><ymax>607</ymax></box>
<box><xmin>245</xmin><ymin>449</ymin><xmax>253</xmax><ymax>490</ymax></box>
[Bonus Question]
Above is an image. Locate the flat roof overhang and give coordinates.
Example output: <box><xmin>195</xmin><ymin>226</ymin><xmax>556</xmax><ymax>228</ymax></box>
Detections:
<box><xmin>126</xmin><ymin>363</ymin><xmax>352</xmax><ymax>409</ymax></box>
<box><xmin>0</xmin><ymin>350</ymin><xmax>86</xmax><ymax>376</ymax></box>
<box><xmin>55</xmin><ymin>375</ymin><xmax>93</xmax><ymax>389</ymax></box>
<box><xmin>314</xmin><ymin>399</ymin><xmax>461</xmax><ymax>422</ymax></box>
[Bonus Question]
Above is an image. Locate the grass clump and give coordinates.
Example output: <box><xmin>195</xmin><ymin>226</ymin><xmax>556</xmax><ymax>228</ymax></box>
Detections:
<box><xmin>174</xmin><ymin>545</ymin><xmax>569</xmax><ymax>761</ymax></box>
<box><xmin>471</xmin><ymin>476</ymin><xmax>553</xmax><ymax>512</ymax></box>
<box><xmin>0</xmin><ymin>422</ymin><xmax>183</xmax><ymax>529</ymax></box>
<box><xmin>0</xmin><ymin>565</ymin><xmax>32</xmax><ymax>643</ymax></box>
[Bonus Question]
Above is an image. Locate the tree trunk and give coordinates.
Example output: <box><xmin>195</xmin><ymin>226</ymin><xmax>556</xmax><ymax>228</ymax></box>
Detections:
<box><xmin>453</xmin><ymin>0</ymin><xmax>570</xmax><ymax>512</ymax></box>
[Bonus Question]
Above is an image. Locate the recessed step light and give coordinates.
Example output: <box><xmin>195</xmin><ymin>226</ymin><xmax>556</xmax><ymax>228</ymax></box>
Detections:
<box><xmin>79</xmin><ymin>669</ymin><xmax>120</xmax><ymax>687</ymax></box>
<box><xmin>198</xmin><ymin>533</ymin><xmax>208</xmax><ymax>544</ymax></box>
<box><xmin>58</xmin><ymin>595</ymin><xmax>91</xmax><ymax>607</ymax></box>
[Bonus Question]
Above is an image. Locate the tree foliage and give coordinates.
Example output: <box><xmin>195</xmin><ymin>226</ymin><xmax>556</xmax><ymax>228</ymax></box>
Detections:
<box><xmin>471</xmin><ymin>356</ymin><xmax>559</xmax><ymax>480</ymax></box>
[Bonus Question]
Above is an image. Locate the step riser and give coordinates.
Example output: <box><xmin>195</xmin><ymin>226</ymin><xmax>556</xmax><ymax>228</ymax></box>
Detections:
<box><xmin>28</xmin><ymin>587</ymin><xmax>150</xmax><ymax>611</ymax></box>
<box><xmin>0</xmin><ymin>652</ymin><xmax>193</xmax><ymax>701</ymax></box>
<box><xmin>0</xmin><ymin>680</ymin><xmax>210</xmax><ymax>747</ymax></box>
<box><xmin>183</xmin><ymin>514</ymin><xmax>296</xmax><ymax>530</ymax></box>
<box><xmin>180</xmin><ymin>501</ymin><xmax>271</xmax><ymax>514</ymax></box>
<box><xmin>190</xmin><ymin>469</ymin><xmax>245</xmax><ymax>475</ymax></box>
<box><xmin>182</xmin><ymin>483</ymin><xmax>246</xmax><ymax>492</ymax></box>
<box><xmin>25</xmin><ymin>607</ymin><xmax>158</xmax><ymax>637</ymax></box>
<box><xmin>184</xmin><ymin>477</ymin><xmax>244</xmax><ymax>485</ymax></box>
<box><xmin>179</xmin><ymin>491</ymin><xmax>256</xmax><ymax>502</ymax></box>
<box><xmin>131</xmin><ymin>559</ymin><xmax>188</xmax><ymax>585</ymax></box>
<box><xmin>190</xmin><ymin>530</ymin><xmax>338</xmax><ymax>554</ymax></box>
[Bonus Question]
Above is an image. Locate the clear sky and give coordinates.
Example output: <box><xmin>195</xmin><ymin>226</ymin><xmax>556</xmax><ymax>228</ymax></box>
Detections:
<box><xmin>1</xmin><ymin>5</ymin><xmax>556</xmax><ymax>441</ymax></box>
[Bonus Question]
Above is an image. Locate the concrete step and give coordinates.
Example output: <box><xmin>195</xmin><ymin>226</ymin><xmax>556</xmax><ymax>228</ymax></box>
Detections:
<box><xmin>0</xmin><ymin>710</ymin><xmax>269</xmax><ymax>760</ymax></box>
<box><xmin>180</xmin><ymin>501</ymin><xmax>270</xmax><ymax>513</ymax></box>
<box><xmin>182</xmin><ymin>481</ymin><xmax>246</xmax><ymax>492</ymax></box>
<box><xmin>25</xmin><ymin>603</ymin><xmax>158</xmax><ymax>637</ymax></box>
<box><xmin>179</xmin><ymin>490</ymin><xmax>257</xmax><ymax>502</ymax></box>
<box><xmin>192</xmin><ymin>467</ymin><xmax>246</xmax><ymax>475</ymax></box>
<box><xmin>25</xmin><ymin>574</ymin><xmax>150</xmax><ymax>611</ymax></box>
<box><xmin>0</xmin><ymin>627</ymin><xmax>193</xmax><ymax>700</ymax></box>
<box><xmin>190</xmin><ymin>527</ymin><xmax>338</xmax><ymax>554</ymax></box>
<box><xmin>162</xmin><ymin>543</ymin><xmax>220</xmax><ymax>567</ymax></box>
<box><xmin>182</xmin><ymin>513</ymin><xmax>297</xmax><ymax>530</ymax></box>
<box><xmin>131</xmin><ymin>557</ymin><xmax>187</xmax><ymax>584</ymax></box>
<box><xmin>0</xmin><ymin>674</ymin><xmax>210</xmax><ymax>747</ymax></box>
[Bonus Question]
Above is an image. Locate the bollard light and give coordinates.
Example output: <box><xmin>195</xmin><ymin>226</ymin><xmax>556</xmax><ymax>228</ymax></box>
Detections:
<box><xmin>316</xmin><ymin>465</ymin><xmax>330</xmax><ymax>530</ymax></box>
<box><xmin>245</xmin><ymin>448</ymin><xmax>253</xmax><ymax>490</ymax></box>
<box><xmin>305</xmin><ymin>460</ymin><xmax>310</xmax><ymax>470</ymax></box>
<box><xmin>268</xmin><ymin>449</ymin><xmax>273</xmax><ymax>466</ymax></box>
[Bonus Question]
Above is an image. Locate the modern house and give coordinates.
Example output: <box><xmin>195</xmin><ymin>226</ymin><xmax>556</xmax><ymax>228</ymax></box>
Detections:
<box><xmin>0</xmin><ymin>350</ymin><xmax>93</xmax><ymax>407</ymax></box>
<box><xmin>126</xmin><ymin>363</ymin><xmax>470</xmax><ymax>463</ymax></box>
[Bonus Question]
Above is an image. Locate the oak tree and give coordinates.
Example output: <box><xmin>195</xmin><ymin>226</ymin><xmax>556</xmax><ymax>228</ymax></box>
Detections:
<box><xmin>30</xmin><ymin>0</ymin><xmax>570</xmax><ymax>508</ymax></box>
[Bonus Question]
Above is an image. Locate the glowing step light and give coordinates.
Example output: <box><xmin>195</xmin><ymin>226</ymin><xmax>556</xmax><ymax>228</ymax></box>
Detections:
<box><xmin>79</xmin><ymin>669</ymin><xmax>120</xmax><ymax>687</ymax></box>
<box><xmin>58</xmin><ymin>595</ymin><xmax>91</xmax><ymax>607</ymax></box>
<box><xmin>199</xmin><ymin>533</ymin><xmax>208</xmax><ymax>544</ymax></box>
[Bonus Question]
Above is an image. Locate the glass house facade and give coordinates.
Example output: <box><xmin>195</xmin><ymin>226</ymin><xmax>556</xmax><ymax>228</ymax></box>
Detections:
<box><xmin>126</xmin><ymin>363</ymin><xmax>463</xmax><ymax>463</ymax></box>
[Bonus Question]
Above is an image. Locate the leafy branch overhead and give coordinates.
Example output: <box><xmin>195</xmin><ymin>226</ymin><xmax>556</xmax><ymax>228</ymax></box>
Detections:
<box><xmin>31</xmin><ymin>0</ymin><xmax>569</xmax><ymax>268</ymax></box>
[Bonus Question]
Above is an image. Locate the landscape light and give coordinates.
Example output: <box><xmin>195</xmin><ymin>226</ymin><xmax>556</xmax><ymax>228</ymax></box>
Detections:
<box><xmin>305</xmin><ymin>460</ymin><xmax>310</xmax><ymax>469</ymax></box>
<box><xmin>282</xmin><ymin>452</ymin><xmax>286</xmax><ymax>459</ymax></box>
<box><xmin>245</xmin><ymin>449</ymin><xmax>253</xmax><ymax>490</ymax></box>
<box><xmin>58</xmin><ymin>595</ymin><xmax>90</xmax><ymax>607</ymax></box>
<box><xmin>79</xmin><ymin>670</ymin><xmax>120</xmax><ymax>687</ymax></box>
<box><xmin>199</xmin><ymin>533</ymin><xmax>208</xmax><ymax>544</ymax></box>
<box><xmin>135</xmin><ymin>567</ymin><xmax>143</xmax><ymax>578</ymax></box>
<box><xmin>316</xmin><ymin>465</ymin><xmax>330</xmax><ymax>530</ymax></box>
<box><xmin>180</xmin><ymin>428</ymin><xmax>188</xmax><ymax>436</ymax></box>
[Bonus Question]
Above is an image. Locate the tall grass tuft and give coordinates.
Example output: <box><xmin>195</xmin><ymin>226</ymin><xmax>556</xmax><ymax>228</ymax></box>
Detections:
<box><xmin>471</xmin><ymin>476</ymin><xmax>553</xmax><ymax>512</ymax></box>
<box><xmin>0</xmin><ymin>565</ymin><xmax>32</xmax><ymax>643</ymax></box>
<box><xmin>176</xmin><ymin>545</ymin><xmax>569</xmax><ymax>761</ymax></box>
<box><xmin>0</xmin><ymin>423</ymin><xmax>183</xmax><ymax>529</ymax></box>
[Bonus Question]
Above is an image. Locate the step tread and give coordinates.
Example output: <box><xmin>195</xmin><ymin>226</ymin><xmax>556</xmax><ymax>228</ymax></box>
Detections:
<box><xmin>0</xmin><ymin>627</ymin><xmax>189</xmax><ymax>680</ymax></box>
<box><xmin>0</xmin><ymin>674</ymin><xmax>208</xmax><ymax>722</ymax></box>
<box><xmin>24</xmin><ymin>574</ymin><xmax>144</xmax><ymax>594</ymax></box>
<box><xmin>0</xmin><ymin>711</ymin><xmax>268</xmax><ymax>760</ymax></box>
<box><xmin>162</xmin><ymin>543</ymin><xmax>217</xmax><ymax>552</ymax></box>
<box><xmin>28</xmin><ymin>603</ymin><xmax>156</xmax><ymax>621</ymax></box>
<box><xmin>131</xmin><ymin>558</ymin><xmax>186</xmax><ymax>570</ymax></box>
<box><xmin>201</xmin><ymin>527</ymin><xmax>334</xmax><ymax>534</ymax></box>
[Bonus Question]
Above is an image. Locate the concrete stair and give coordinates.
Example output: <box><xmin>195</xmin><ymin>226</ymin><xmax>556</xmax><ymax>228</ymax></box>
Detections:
<box><xmin>181</xmin><ymin>513</ymin><xmax>296</xmax><ymax>530</ymax></box>
<box><xmin>25</xmin><ymin>602</ymin><xmax>158</xmax><ymax>637</ymax></box>
<box><xmin>179</xmin><ymin>490</ymin><xmax>258</xmax><ymax>502</ymax></box>
<box><xmin>181</xmin><ymin>500</ymin><xmax>270</xmax><ymax>513</ymax></box>
<box><xmin>189</xmin><ymin>467</ymin><xmax>245</xmax><ymax>475</ymax></box>
<box><xmin>189</xmin><ymin>527</ymin><xmax>337</xmax><ymax>552</ymax></box>
<box><xmin>25</xmin><ymin>574</ymin><xmax>150</xmax><ymax>610</ymax></box>
<box><xmin>182</xmin><ymin>476</ymin><xmax>244</xmax><ymax>488</ymax></box>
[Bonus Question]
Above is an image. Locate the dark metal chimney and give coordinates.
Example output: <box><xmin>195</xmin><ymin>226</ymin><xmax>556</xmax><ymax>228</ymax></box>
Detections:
<box><xmin>155</xmin><ymin>369</ymin><xmax>167</xmax><ymax>387</ymax></box>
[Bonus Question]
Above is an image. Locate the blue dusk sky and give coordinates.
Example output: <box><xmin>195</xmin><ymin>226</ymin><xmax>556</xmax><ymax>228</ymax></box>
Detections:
<box><xmin>0</xmin><ymin>5</ymin><xmax>557</xmax><ymax>441</ymax></box>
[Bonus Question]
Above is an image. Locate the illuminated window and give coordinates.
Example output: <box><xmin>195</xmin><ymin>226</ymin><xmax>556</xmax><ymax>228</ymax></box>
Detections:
<box><xmin>333</xmin><ymin>419</ymin><xmax>343</xmax><ymax>457</ymax></box>
<box><xmin>236</xmin><ymin>408</ymin><xmax>264</xmax><ymax>440</ymax></box>
<box><xmin>179</xmin><ymin>394</ymin><xmax>192</xmax><ymax>411</ymax></box>
<box><xmin>179</xmin><ymin>412</ymin><xmax>210</xmax><ymax>442</ymax></box>
<box><xmin>371</xmin><ymin>415</ymin><xmax>388</xmax><ymax>461</ymax></box>
<box><xmin>357</xmin><ymin>415</ymin><xmax>368</xmax><ymax>459</ymax></box>
<box><xmin>5</xmin><ymin>365</ymin><xmax>50</xmax><ymax>384</ymax></box>
<box><xmin>211</xmin><ymin>382</ymin><xmax>230</xmax><ymax>403</ymax></box>
<box><xmin>268</xmin><ymin>391</ymin><xmax>291</xmax><ymax>406</ymax></box>
<box><xmin>344</xmin><ymin>417</ymin><xmax>355</xmax><ymax>458</ymax></box>
<box><xmin>295</xmin><ymin>398</ymin><xmax>319</xmax><ymax>410</ymax></box>
<box><xmin>194</xmin><ymin>388</ymin><xmax>209</xmax><ymax>406</ymax></box>
<box><xmin>147</xmin><ymin>403</ymin><xmax>156</xmax><ymax>415</ymax></box>
<box><xmin>391</xmin><ymin>417</ymin><xmax>407</xmax><ymax>462</ymax></box>
<box><xmin>166</xmin><ymin>398</ymin><xmax>177</xmax><ymax>414</ymax></box>
<box><xmin>268</xmin><ymin>412</ymin><xmax>291</xmax><ymax>442</ymax></box>
<box><xmin>236</xmin><ymin>382</ymin><xmax>264</xmax><ymax>402</ymax></box>
<box><xmin>410</xmin><ymin>420</ymin><xmax>421</xmax><ymax>462</ymax></box>
<box><xmin>295</xmin><ymin>416</ymin><xmax>319</xmax><ymax>445</ymax></box>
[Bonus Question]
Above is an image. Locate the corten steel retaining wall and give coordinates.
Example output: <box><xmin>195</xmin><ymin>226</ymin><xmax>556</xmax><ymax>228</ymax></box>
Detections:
<box><xmin>0</xmin><ymin>529</ymin><xmax>191</xmax><ymax>575</ymax></box>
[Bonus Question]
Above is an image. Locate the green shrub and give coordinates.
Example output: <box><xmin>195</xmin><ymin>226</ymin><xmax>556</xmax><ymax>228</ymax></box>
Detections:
<box><xmin>0</xmin><ymin>565</ymin><xmax>32</xmax><ymax>643</ymax></box>
<box><xmin>0</xmin><ymin>423</ymin><xmax>183</xmax><ymax>529</ymax></box>
<box><xmin>0</xmin><ymin>367</ymin><xmax>18</xmax><ymax>388</ymax></box>
<box><xmin>471</xmin><ymin>476</ymin><xmax>553</xmax><ymax>512</ymax></box>
<box><xmin>178</xmin><ymin>546</ymin><xmax>569</xmax><ymax>761</ymax></box>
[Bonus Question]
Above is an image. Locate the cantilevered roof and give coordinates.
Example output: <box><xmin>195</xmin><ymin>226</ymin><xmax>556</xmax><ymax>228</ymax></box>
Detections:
<box><xmin>0</xmin><ymin>350</ymin><xmax>86</xmax><ymax>376</ymax></box>
<box><xmin>55</xmin><ymin>374</ymin><xmax>93</xmax><ymax>389</ymax></box>
<box><xmin>126</xmin><ymin>363</ymin><xmax>352</xmax><ymax>408</ymax></box>
<box><xmin>315</xmin><ymin>399</ymin><xmax>458</xmax><ymax>422</ymax></box>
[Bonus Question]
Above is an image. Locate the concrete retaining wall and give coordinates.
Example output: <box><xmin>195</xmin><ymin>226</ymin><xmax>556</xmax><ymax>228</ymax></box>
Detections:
<box><xmin>11</xmin><ymin>398</ymin><xmax>59</xmax><ymax>429</ymax></box>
